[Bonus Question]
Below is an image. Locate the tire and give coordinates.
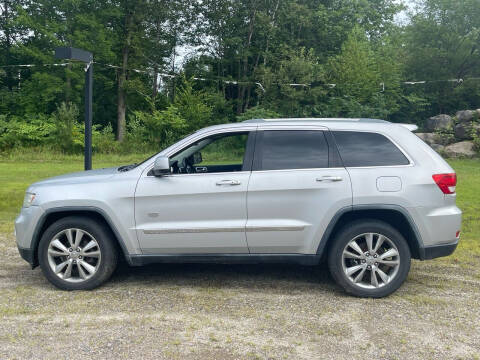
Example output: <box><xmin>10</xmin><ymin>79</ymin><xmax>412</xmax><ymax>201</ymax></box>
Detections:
<box><xmin>328</xmin><ymin>219</ymin><xmax>411</xmax><ymax>298</ymax></box>
<box><xmin>38</xmin><ymin>216</ymin><xmax>118</xmax><ymax>290</ymax></box>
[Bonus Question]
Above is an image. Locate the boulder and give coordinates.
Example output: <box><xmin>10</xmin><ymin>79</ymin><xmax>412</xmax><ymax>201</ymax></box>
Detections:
<box><xmin>455</xmin><ymin>110</ymin><xmax>474</xmax><ymax>124</ymax></box>
<box><xmin>454</xmin><ymin>122</ymin><xmax>473</xmax><ymax>140</ymax></box>
<box><xmin>430</xmin><ymin>144</ymin><xmax>445</xmax><ymax>153</ymax></box>
<box><xmin>415</xmin><ymin>132</ymin><xmax>453</xmax><ymax>145</ymax></box>
<box><xmin>425</xmin><ymin>114</ymin><xmax>453</xmax><ymax>132</ymax></box>
<box><xmin>444</xmin><ymin>141</ymin><xmax>476</xmax><ymax>158</ymax></box>
<box><xmin>415</xmin><ymin>132</ymin><xmax>436</xmax><ymax>145</ymax></box>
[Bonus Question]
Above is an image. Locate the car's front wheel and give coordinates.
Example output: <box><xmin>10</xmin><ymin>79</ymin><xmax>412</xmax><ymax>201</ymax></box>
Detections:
<box><xmin>328</xmin><ymin>219</ymin><xmax>411</xmax><ymax>298</ymax></box>
<box><xmin>38</xmin><ymin>216</ymin><xmax>118</xmax><ymax>290</ymax></box>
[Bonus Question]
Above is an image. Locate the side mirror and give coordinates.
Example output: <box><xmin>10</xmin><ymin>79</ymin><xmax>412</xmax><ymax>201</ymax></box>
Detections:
<box><xmin>152</xmin><ymin>156</ymin><xmax>170</xmax><ymax>176</ymax></box>
<box><xmin>193</xmin><ymin>152</ymin><xmax>203</xmax><ymax>164</ymax></box>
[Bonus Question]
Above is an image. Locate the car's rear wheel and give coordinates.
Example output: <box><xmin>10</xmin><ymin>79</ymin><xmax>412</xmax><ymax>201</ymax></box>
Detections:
<box><xmin>38</xmin><ymin>216</ymin><xmax>117</xmax><ymax>290</ymax></box>
<box><xmin>328</xmin><ymin>219</ymin><xmax>411</xmax><ymax>298</ymax></box>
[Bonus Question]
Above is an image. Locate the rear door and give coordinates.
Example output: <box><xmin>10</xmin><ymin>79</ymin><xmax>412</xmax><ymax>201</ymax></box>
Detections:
<box><xmin>245</xmin><ymin>126</ymin><xmax>352</xmax><ymax>254</ymax></box>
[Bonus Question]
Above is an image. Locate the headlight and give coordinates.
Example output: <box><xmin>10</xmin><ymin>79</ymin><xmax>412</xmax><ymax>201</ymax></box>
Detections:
<box><xmin>23</xmin><ymin>192</ymin><xmax>36</xmax><ymax>208</ymax></box>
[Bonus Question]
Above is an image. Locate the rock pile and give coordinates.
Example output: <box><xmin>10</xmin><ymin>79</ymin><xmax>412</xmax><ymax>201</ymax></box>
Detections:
<box><xmin>415</xmin><ymin>110</ymin><xmax>480</xmax><ymax>157</ymax></box>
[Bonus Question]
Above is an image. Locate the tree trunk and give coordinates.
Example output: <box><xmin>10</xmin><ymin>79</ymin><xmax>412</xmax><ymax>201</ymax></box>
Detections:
<box><xmin>171</xmin><ymin>31</ymin><xmax>177</xmax><ymax>102</ymax></box>
<box><xmin>152</xmin><ymin>17</ymin><xmax>162</xmax><ymax>104</ymax></box>
<box><xmin>116</xmin><ymin>6</ymin><xmax>134</xmax><ymax>142</ymax></box>
<box><xmin>236</xmin><ymin>8</ymin><xmax>256</xmax><ymax>114</ymax></box>
<box><xmin>236</xmin><ymin>59</ymin><xmax>243</xmax><ymax>114</ymax></box>
<box><xmin>65</xmin><ymin>62</ymin><xmax>72</xmax><ymax>104</ymax></box>
<box><xmin>264</xmin><ymin>0</ymin><xmax>280</xmax><ymax>67</ymax></box>
<box><xmin>245</xmin><ymin>54</ymin><xmax>261</xmax><ymax>110</ymax></box>
<box><xmin>152</xmin><ymin>66</ymin><xmax>158</xmax><ymax>99</ymax></box>
<box><xmin>4</xmin><ymin>0</ymin><xmax>13</xmax><ymax>91</ymax></box>
<box><xmin>116</xmin><ymin>45</ymin><xmax>128</xmax><ymax>141</ymax></box>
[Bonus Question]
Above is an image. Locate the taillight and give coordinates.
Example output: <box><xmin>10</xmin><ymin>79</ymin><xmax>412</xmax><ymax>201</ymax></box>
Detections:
<box><xmin>432</xmin><ymin>173</ymin><xmax>457</xmax><ymax>194</ymax></box>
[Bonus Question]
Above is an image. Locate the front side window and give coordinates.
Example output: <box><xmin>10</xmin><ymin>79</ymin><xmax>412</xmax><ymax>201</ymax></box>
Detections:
<box><xmin>333</xmin><ymin>131</ymin><xmax>410</xmax><ymax>167</ymax></box>
<box><xmin>169</xmin><ymin>132</ymin><xmax>250</xmax><ymax>174</ymax></box>
<box><xmin>256</xmin><ymin>130</ymin><xmax>329</xmax><ymax>171</ymax></box>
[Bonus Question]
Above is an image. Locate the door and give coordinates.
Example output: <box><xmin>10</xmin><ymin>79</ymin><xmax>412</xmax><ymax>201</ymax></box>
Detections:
<box><xmin>135</xmin><ymin>131</ymin><xmax>255</xmax><ymax>254</ymax></box>
<box><xmin>246</xmin><ymin>128</ymin><xmax>352</xmax><ymax>254</ymax></box>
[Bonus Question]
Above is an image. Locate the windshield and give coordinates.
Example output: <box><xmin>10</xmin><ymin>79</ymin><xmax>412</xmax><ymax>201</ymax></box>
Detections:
<box><xmin>118</xmin><ymin>131</ymin><xmax>199</xmax><ymax>172</ymax></box>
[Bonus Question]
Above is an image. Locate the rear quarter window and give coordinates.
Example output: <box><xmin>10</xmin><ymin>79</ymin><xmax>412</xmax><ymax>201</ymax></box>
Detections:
<box><xmin>333</xmin><ymin>131</ymin><xmax>410</xmax><ymax>167</ymax></box>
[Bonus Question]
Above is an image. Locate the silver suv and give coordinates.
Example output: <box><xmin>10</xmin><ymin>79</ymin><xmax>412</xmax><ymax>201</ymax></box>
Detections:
<box><xmin>15</xmin><ymin>118</ymin><xmax>462</xmax><ymax>297</ymax></box>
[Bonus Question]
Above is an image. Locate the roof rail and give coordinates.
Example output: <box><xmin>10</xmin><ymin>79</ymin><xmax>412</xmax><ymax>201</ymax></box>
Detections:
<box><xmin>242</xmin><ymin>118</ymin><xmax>419</xmax><ymax>131</ymax></box>
<box><xmin>243</xmin><ymin>118</ymin><xmax>389</xmax><ymax>123</ymax></box>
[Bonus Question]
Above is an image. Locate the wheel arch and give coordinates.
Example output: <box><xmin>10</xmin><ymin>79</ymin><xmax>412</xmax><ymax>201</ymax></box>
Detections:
<box><xmin>317</xmin><ymin>205</ymin><xmax>425</xmax><ymax>260</ymax></box>
<box><xmin>31</xmin><ymin>207</ymin><xmax>132</xmax><ymax>267</ymax></box>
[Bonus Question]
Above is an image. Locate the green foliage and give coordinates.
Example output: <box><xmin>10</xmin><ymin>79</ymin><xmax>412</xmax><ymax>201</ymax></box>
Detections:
<box><xmin>400</xmin><ymin>0</ymin><xmax>480</xmax><ymax>121</ymax></box>
<box><xmin>52</xmin><ymin>102</ymin><xmax>82</xmax><ymax>153</ymax></box>
<box><xmin>174</xmin><ymin>79</ymin><xmax>214</xmax><ymax>131</ymax></box>
<box><xmin>18</xmin><ymin>73</ymin><xmax>65</xmax><ymax>115</ymax></box>
<box><xmin>1</xmin><ymin>0</ymin><xmax>480</xmax><ymax>149</ymax></box>
<box><xmin>235</xmin><ymin>107</ymin><xmax>281</xmax><ymax>122</ymax></box>
<box><xmin>0</xmin><ymin>103</ymin><xmax>102</xmax><ymax>153</ymax></box>
<box><xmin>328</xmin><ymin>27</ymin><xmax>381</xmax><ymax>103</ymax></box>
<box><xmin>0</xmin><ymin>114</ymin><xmax>55</xmax><ymax>150</ymax></box>
<box><xmin>260</xmin><ymin>48</ymin><xmax>326</xmax><ymax>116</ymax></box>
<box><xmin>132</xmin><ymin>105</ymin><xmax>188</xmax><ymax>150</ymax></box>
<box><xmin>92</xmin><ymin>124</ymin><xmax>119</xmax><ymax>154</ymax></box>
<box><xmin>473</xmin><ymin>126</ymin><xmax>480</xmax><ymax>152</ymax></box>
<box><xmin>324</xmin><ymin>26</ymin><xmax>403</xmax><ymax>119</ymax></box>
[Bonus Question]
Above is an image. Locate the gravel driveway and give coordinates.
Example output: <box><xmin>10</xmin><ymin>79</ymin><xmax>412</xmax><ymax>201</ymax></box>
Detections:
<box><xmin>1</xmin><ymin>231</ymin><xmax>479</xmax><ymax>360</ymax></box>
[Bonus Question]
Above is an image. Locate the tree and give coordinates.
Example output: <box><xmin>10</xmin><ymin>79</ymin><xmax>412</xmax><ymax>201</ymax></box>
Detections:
<box><xmin>114</xmin><ymin>0</ymin><xmax>146</xmax><ymax>141</ymax></box>
<box><xmin>259</xmin><ymin>47</ymin><xmax>326</xmax><ymax>117</ymax></box>
<box><xmin>403</xmin><ymin>0</ymin><xmax>480</xmax><ymax>118</ymax></box>
<box><xmin>325</xmin><ymin>26</ymin><xmax>403</xmax><ymax>118</ymax></box>
<box><xmin>0</xmin><ymin>0</ymin><xmax>26</xmax><ymax>91</ymax></box>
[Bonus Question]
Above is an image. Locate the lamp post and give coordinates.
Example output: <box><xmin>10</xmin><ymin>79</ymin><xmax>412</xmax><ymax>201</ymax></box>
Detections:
<box><xmin>55</xmin><ymin>47</ymin><xmax>93</xmax><ymax>171</ymax></box>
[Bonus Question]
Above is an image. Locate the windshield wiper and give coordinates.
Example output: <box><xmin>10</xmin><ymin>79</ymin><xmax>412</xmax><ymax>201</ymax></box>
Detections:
<box><xmin>118</xmin><ymin>163</ymin><xmax>137</xmax><ymax>172</ymax></box>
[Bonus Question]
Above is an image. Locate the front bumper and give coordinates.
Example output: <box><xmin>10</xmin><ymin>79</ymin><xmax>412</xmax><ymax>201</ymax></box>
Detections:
<box><xmin>15</xmin><ymin>205</ymin><xmax>44</xmax><ymax>267</ymax></box>
<box><xmin>17</xmin><ymin>246</ymin><xmax>35</xmax><ymax>266</ymax></box>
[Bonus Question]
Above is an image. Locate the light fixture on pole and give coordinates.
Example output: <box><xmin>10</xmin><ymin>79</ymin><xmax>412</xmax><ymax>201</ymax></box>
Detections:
<box><xmin>55</xmin><ymin>47</ymin><xmax>93</xmax><ymax>171</ymax></box>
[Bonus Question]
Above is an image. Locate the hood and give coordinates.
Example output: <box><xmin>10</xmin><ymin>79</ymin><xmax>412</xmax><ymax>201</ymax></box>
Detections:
<box><xmin>30</xmin><ymin>167</ymin><xmax>119</xmax><ymax>188</ymax></box>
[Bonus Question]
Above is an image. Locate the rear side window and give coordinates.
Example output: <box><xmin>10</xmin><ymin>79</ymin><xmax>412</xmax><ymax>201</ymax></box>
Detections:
<box><xmin>257</xmin><ymin>130</ymin><xmax>329</xmax><ymax>170</ymax></box>
<box><xmin>333</xmin><ymin>131</ymin><xmax>410</xmax><ymax>167</ymax></box>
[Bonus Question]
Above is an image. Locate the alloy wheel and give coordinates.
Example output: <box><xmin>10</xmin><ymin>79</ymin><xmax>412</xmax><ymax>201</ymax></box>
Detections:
<box><xmin>341</xmin><ymin>232</ymin><xmax>400</xmax><ymax>289</ymax></box>
<box><xmin>46</xmin><ymin>228</ymin><xmax>101</xmax><ymax>282</ymax></box>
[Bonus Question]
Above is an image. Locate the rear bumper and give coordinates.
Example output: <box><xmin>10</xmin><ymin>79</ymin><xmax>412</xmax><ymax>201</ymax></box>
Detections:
<box><xmin>422</xmin><ymin>240</ymin><xmax>458</xmax><ymax>260</ymax></box>
<box><xmin>409</xmin><ymin>205</ymin><xmax>461</xmax><ymax>247</ymax></box>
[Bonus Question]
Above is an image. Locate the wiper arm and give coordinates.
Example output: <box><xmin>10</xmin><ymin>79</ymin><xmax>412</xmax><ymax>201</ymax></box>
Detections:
<box><xmin>118</xmin><ymin>163</ymin><xmax>137</xmax><ymax>172</ymax></box>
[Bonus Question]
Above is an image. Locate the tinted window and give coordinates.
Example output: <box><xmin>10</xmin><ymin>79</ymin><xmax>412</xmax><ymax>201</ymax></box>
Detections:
<box><xmin>258</xmin><ymin>130</ymin><xmax>328</xmax><ymax>170</ymax></box>
<box><xmin>333</xmin><ymin>131</ymin><xmax>409</xmax><ymax>167</ymax></box>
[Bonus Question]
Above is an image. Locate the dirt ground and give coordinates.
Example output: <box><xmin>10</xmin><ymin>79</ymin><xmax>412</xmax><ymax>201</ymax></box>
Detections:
<box><xmin>1</xmin><ymin>231</ymin><xmax>479</xmax><ymax>360</ymax></box>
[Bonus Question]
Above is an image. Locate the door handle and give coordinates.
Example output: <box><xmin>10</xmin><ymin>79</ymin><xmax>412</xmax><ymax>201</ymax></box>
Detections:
<box><xmin>195</xmin><ymin>166</ymin><xmax>208</xmax><ymax>173</ymax></box>
<box><xmin>316</xmin><ymin>176</ymin><xmax>343</xmax><ymax>182</ymax></box>
<box><xmin>216</xmin><ymin>179</ymin><xmax>241</xmax><ymax>186</ymax></box>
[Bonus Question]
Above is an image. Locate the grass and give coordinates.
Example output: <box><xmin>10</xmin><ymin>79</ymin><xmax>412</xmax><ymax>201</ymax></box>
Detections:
<box><xmin>445</xmin><ymin>158</ymin><xmax>480</xmax><ymax>263</ymax></box>
<box><xmin>0</xmin><ymin>152</ymin><xmax>152</xmax><ymax>233</ymax></box>
<box><xmin>0</xmin><ymin>152</ymin><xmax>479</xmax><ymax>261</ymax></box>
